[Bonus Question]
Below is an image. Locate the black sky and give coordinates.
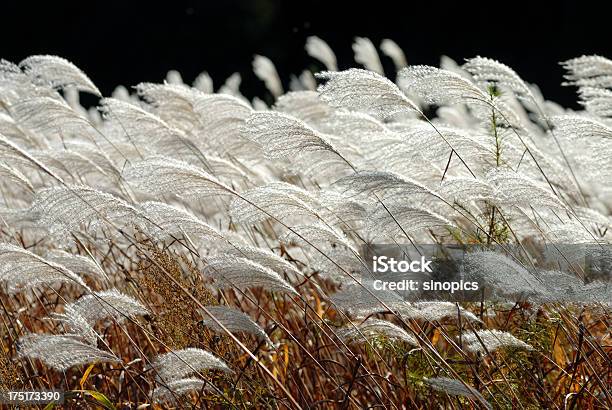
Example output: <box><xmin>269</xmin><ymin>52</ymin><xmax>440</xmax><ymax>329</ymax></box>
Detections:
<box><xmin>2</xmin><ymin>0</ymin><xmax>610</xmax><ymax>108</ymax></box>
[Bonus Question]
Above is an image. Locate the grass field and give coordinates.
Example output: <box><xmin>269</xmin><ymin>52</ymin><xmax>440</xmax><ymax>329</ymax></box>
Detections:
<box><xmin>0</xmin><ymin>40</ymin><xmax>611</xmax><ymax>409</ymax></box>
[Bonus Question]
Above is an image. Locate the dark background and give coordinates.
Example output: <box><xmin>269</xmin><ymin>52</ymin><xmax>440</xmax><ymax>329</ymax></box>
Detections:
<box><xmin>2</xmin><ymin>0</ymin><xmax>609</xmax><ymax>108</ymax></box>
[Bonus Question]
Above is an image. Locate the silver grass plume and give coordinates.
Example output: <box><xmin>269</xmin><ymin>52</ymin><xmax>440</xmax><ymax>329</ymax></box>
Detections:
<box><xmin>439</xmin><ymin>55</ymin><xmax>469</xmax><ymax>77</ymax></box>
<box><xmin>331</xmin><ymin>290</ymin><xmax>481</xmax><ymax>322</ymax></box>
<box><xmin>333</xmin><ymin>170</ymin><xmax>438</xmax><ymax>200</ymax></box>
<box><xmin>46</xmin><ymin>250</ymin><xmax>107</xmax><ymax>280</ymax></box>
<box><xmin>572</xmin><ymin>206</ymin><xmax>611</xmax><ymax>228</ymax></box>
<box><xmin>330</xmin><ymin>281</ymin><xmax>410</xmax><ymax>317</ymax></box>
<box><xmin>139</xmin><ymin>201</ymin><xmax>226</xmax><ymax>243</ymax></box>
<box><xmin>337</xmin><ymin>318</ymin><xmax>417</xmax><ymax>345</ymax></box>
<box><xmin>486</xmin><ymin>169</ymin><xmax>566</xmax><ymax>210</ymax></box>
<box><xmin>165</xmin><ymin>70</ymin><xmax>183</xmax><ymax>85</ymax></box>
<box><xmin>201</xmin><ymin>305</ymin><xmax>272</xmax><ymax>344</ymax></box>
<box><xmin>30</xmin><ymin>185</ymin><xmax>141</xmax><ymax>234</ymax></box>
<box><xmin>305</xmin><ymin>36</ymin><xmax>337</xmax><ymax>71</ymax></box>
<box><xmin>193</xmin><ymin>71</ymin><xmax>213</xmax><ymax>93</ymax></box>
<box><xmin>253</xmin><ymin>55</ymin><xmax>283</xmax><ymax>98</ymax></box>
<box><xmin>252</xmin><ymin>96</ymin><xmax>268</xmax><ymax>110</ymax></box>
<box><xmin>462</xmin><ymin>251</ymin><xmax>546</xmax><ymax>299</ymax></box>
<box><xmin>140</xmin><ymin>201</ymin><xmax>225</xmax><ymax>241</ymax></box>
<box><xmin>242</xmin><ymin>111</ymin><xmax>338</xmax><ymax>159</ymax></box>
<box><xmin>385</xmin><ymin>121</ymin><xmax>492</xmax><ymax>168</ymax></box>
<box><xmin>19</xmin><ymin>55</ymin><xmax>101</xmax><ymax>96</ymax></box>
<box><xmin>135</xmin><ymin>82</ymin><xmax>203</xmax><ymax>131</ymax></box>
<box><xmin>289</xmin><ymin>70</ymin><xmax>317</xmax><ymax>91</ymax></box>
<box><xmin>17</xmin><ymin>334</ymin><xmax>119</xmax><ymax>371</ymax></box>
<box><xmin>0</xmin><ymin>161</ymin><xmax>34</xmax><ymax>192</ymax></box>
<box><xmin>67</xmin><ymin>289</ymin><xmax>148</xmax><ymax>325</ymax></box>
<box><xmin>535</xmin><ymin>270</ymin><xmax>590</xmax><ymax>303</ymax></box>
<box><xmin>281</xmin><ymin>222</ymin><xmax>357</xmax><ymax>253</ymax></box>
<box><xmin>205</xmin><ymin>155</ymin><xmax>251</xmax><ymax>182</ymax></box>
<box><xmin>229</xmin><ymin>182</ymin><xmax>321</xmax><ymax>224</ymax></box>
<box><xmin>544</xmin><ymin>221</ymin><xmax>598</xmax><ymax>244</ymax></box>
<box><xmin>0</xmin><ymin>133</ymin><xmax>64</xmax><ymax>183</ymax></box>
<box><xmin>439</xmin><ymin>177</ymin><xmax>494</xmax><ymax>204</ymax></box>
<box><xmin>0</xmin><ymin>59</ymin><xmax>38</xmax><ymax>101</ymax></box>
<box><xmin>224</xmin><ymin>245</ymin><xmax>303</xmax><ymax>278</ymax></box>
<box><xmin>353</xmin><ymin>37</ymin><xmax>384</xmax><ymax>75</ymax></box>
<box><xmin>311</xmin><ymin>246</ymin><xmax>371</xmax><ymax>283</ymax></box>
<box><xmin>150</xmin><ymin>348</ymin><xmax>231</xmax><ymax>382</ymax></box>
<box><xmin>463</xmin><ymin>56</ymin><xmax>535</xmax><ymax>101</ymax></box>
<box><xmin>318</xmin><ymin>190</ymin><xmax>368</xmax><ymax>227</ymax></box>
<box><xmin>124</xmin><ymin>157</ymin><xmax>236</xmax><ymax>199</ymax></box>
<box><xmin>410</xmin><ymin>302</ymin><xmax>481</xmax><ymax>323</ymax></box>
<box><xmin>152</xmin><ymin>377</ymin><xmax>207</xmax><ymax>404</ymax></box>
<box><xmin>10</xmin><ymin>96</ymin><xmax>94</xmax><ymax>142</ymax></box>
<box><xmin>203</xmin><ymin>256</ymin><xmax>297</xmax><ymax>294</ymax></box>
<box><xmin>274</xmin><ymin>90</ymin><xmax>334</xmax><ymax>123</ymax></box>
<box><xmin>110</xmin><ymin>85</ymin><xmax>132</xmax><ymax>102</ymax></box>
<box><xmin>562</xmin><ymin>55</ymin><xmax>612</xmax><ymax>89</ymax></box>
<box><xmin>462</xmin><ymin>329</ymin><xmax>532</xmax><ymax>353</ymax></box>
<box><xmin>398</xmin><ymin>65</ymin><xmax>489</xmax><ymax>106</ymax></box>
<box><xmin>192</xmin><ymin>94</ymin><xmax>254</xmax><ymax>154</ymax></box>
<box><xmin>55</xmin><ymin>141</ymin><xmax>122</xmax><ymax>182</ymax></box>
<box><xmin>218</xmin><ymin>72</ymin><xmax>243</xmax><ymax>97</ymax></box>
<box><xmin>552</xmin><ymin>114</ymin><xmax>612</xmax><ymax>140</ymax></box>
<box><xmin>99</xmin><ymin>97</ymin><xmax>204</xmax><ymax>161</ymax></box>
<box><xmin>0</xmin><ymin>243</ymin><xmax>87</xmax><ymax>293</ymax></box>
<box><xmin>290</xmin><ymin>150</ymin><xmax>357</xmax><ymax>180</ymax></box>
<box><xmin>364</xmin><ymin>140</ymin><xmax>443</xmax><ymax>182</ymax></box>
<box><xmin>380</xmin><ymin>39</ymin><xmax>407</xmax><ymax>71</ymax></box>
<box><xmin>365</xmin><ymin>203</ymin><xmax>452</xmax><ymax>238</ymax></box>
<box><xmin>61</xmin><ymin>84</ymin><xmax>86</xmax><ymax>114</ymax></box>
<box><xmin>320</xmin><ymin>110</ymin><xmax>388</xmax><ymax>137</ymax></box>
<box><xmin>0</xmin><ymin>111</ymin><xmax>23</xmax><ymax>140</ymax></box>
<box><xmin>426</xmin><ymin>377</ymin><xmax>492</xmax><ymax>410</ymax></box>
<box><xmin>578</xmin><ymin>87</ymin><xmax>612</xmax><ymax>119</ymax></box>
<box><xmin>36</xmin><ymin>148</ymin><xmax>117</xmax><ymax>183</ymax></box>
<box><xmin>100</xmin><ymin>96</ymin><xmax>185</xmax><ymax>141</ymax></box>
<box><xmin>51</xmin><ymin>305</ymin><xmax>99</xmax><ymax>346</ymax></box>
<box><xmin>316</xmin><ymin>69</ymin><xmax>419</xmax><ymax>119</ymax></box>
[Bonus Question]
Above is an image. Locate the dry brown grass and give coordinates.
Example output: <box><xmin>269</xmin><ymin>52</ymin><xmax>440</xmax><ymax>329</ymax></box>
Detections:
<box><xmin>1</xmin><ymin>239</ymin><xmax>610</xmax><ymax>409</ymax></box>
